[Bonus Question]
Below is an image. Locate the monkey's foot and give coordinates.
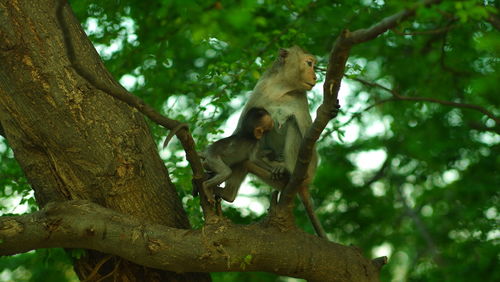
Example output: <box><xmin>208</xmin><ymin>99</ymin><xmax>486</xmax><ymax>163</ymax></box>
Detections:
<box><xmin>213</xmin><ymin>186</ymin><xmax>236</xmax><ymax>203</ymax></box>
<box><xmin>271</xmin><ymin>165</ymin><xmax>288</xmax><ymax>180</ymax></box>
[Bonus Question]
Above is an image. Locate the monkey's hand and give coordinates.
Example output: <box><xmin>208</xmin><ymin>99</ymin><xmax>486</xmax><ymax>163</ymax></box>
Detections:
<box><xmin>271</xmin><ymin>165</ymin><xmax>289</xmax><ymax>180</ymax></box>
<box><xmin>274</xmin><ymin>154</ymin><xmax>285</xmax><ymax>163</ymax></box>
<box><xmin>330</xmin><ymin>102</ymin><xmax>341</xmax><ymax>119</ymax></box>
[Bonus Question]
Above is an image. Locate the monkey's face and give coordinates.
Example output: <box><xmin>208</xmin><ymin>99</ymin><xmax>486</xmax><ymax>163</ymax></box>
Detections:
<box><xmin>278</xmin><ymin>46</ymin><xmax>317</xmax><ymax>91</ymax></box>
<box><xmin>299</xmin><ymin>55</ymin><xmax>317</xmax><ymax>91</ymax></box>
<box><xmin>253</xmin><ymin>115</ymin><xmax>274</xmax><ymax>140</ymax></box>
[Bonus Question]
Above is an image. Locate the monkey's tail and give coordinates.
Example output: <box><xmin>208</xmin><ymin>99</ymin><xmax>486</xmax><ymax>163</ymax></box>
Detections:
<box><xmin>299</xmin><ymin>189</ymin><xmax>327</xmax><ymax>239</ymax></box>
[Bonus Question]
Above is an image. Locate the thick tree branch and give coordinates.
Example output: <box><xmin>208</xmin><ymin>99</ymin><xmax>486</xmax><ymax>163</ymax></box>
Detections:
<box><xmin>0</xmin><ymin>200</ymin><xmax>382</xmax><ymax>282</ymax></box>
<box><xmin>278</xmin><ymin>0</ymin><xmax>442</xmax><ymax>208</ymax></box>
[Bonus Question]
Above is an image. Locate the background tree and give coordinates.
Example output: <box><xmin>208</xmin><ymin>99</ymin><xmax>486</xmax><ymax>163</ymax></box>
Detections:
<box><xmin>0</xmin><ymin>0</ymin><xmax>498</xmax><ymax>281</ymax></box>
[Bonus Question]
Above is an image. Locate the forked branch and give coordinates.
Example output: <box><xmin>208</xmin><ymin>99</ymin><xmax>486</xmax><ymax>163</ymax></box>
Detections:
<box><xmin>55</xmin><ymin>1</ymin><xmax>213</xmax><ymax>217</ymax></box>
<box><xmin>278</xmin><ymin>0</ymin><xmax>443</xmax><ymax>207</ymax></box>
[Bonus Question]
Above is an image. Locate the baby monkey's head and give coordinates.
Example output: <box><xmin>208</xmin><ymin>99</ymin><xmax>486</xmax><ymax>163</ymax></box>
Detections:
<box><xmin>241</xmin><ymin>107</ymin><xmax>274</xmax><ymax>140</ymax></box>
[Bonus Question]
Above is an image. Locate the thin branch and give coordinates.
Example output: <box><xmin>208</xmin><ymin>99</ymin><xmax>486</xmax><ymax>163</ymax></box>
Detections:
<box><xmin>277</xmin><ymin>0</ymin><xmax>443</xmax><ymax>209</ymax></box>
<box><xmin>95</xmin><ymin>259</ymin><xmax>121</xmax><ymax>282</ymax></box>
<box><xmin>55</xmin><ymin>1</ymin><xmax>214</xmax><ymax>217</ymax></box>
<box><xmin>468</xmin><ymin>121</ymin><xmax>500</xmax><ymax>133</ymax></box>
<box><xmin>392</xmin><ymin>24</ymin><xmax>456</xmax><ymax>36</ymax></box>
<box><xmin>363</xmin><ymin>157</ymin><xmax>391</xmax><ymax>188</ymax></box>
<box><xmin>339</xmin><ymin>97</ymin><xmax>396</xmax><ymax>129</ymax></box>
<box><xmin>82</xmin><ymin>255</ymin><xmax>113</xmax><ymax>282</ymax></box>
<box><xmin>319</xmin><ymin>97</ymin><xmax>395</xmax><ymax>143</ymax></box>
<box><xmin>396</xmin><ymin>186</ymin><xmax>444</xmax><ymax>265</ymax></box>
<box><xmin>372</xmin><ymin>256</ymin><xmax>388</xmax><ymax>270</ymax></box>
<box><xmin>350</xmin><ymin>77</ymin><xmax>500</xmax><ymax>125</ymax></box>
<box><xmin>348</xmin><ymin>0</ymin><xmax>443</xmax><ymax>45</ymax></box>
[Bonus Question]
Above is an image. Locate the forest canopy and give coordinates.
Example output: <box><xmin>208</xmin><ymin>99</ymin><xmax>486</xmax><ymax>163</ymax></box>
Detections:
<box><xmin>0</xmin><ymin>0</ymin><xmax>498</xmax><ymax>281</ymax></box>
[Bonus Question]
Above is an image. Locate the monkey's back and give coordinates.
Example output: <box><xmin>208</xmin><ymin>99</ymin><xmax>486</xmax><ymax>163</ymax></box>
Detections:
<box><xmin>204</xmin><ymin>136</ymin><xmax>258</xmax><ymax>167</ymax></box>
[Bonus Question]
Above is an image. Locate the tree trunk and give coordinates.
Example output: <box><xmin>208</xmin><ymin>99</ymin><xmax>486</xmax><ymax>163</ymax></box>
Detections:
<box><xmin>0</xmin><ymin>0</ymin><xmax>209</xmax><ymax>280</ymax></box>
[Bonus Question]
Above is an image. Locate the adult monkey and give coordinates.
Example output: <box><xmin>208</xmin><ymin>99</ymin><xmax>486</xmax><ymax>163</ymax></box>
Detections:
<box><xmin>221</xmin><ymin>46</ymin><xmax>339</xmax><ymax>238</ymax></box>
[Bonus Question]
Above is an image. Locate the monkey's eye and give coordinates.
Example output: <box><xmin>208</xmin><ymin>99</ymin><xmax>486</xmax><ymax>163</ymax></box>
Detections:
<box><xmin>306</xmin><ymin>61</ymin><xmax>313</xmax><ymax>67</ymax></box>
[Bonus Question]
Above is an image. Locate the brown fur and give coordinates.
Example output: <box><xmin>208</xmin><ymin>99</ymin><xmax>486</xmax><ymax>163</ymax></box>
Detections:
<box><xmin>223</xmin><ymin>46</ymin><xmax>327</xmax><ymax>238</ymax></box>
<box><xmin>201</xmin><ymin>108</ymin><xmax>275</xmax><ymax>203</ymax></box>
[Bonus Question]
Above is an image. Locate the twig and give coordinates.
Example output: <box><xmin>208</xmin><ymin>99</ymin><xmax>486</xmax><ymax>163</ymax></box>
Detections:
<box><xmin>348</xmin><ymin>0</ymin><xmax>444</xmax><ymax>45</ymax></box>
<box><xmin>350</xmin><ymin>77</ymin><xmax>500</xmax><ymax>125</ymax></box>
<box><xmin>363</xmin><ymin>157</ymin><xmax>391</xmax><ymax>188</ymax></box>
<box><xmin>392</xmin><ymin>24</ymin><xmax>456</xmax><ymax>36</ymax></box>
<box><xmin>162</xmin><ymin>123</ymin><xmax>189</xmax><ymax>148</ymax></box>
<box><xmin>82</xmin><ymin>254</ymin><xmax>112</xmax><ymax>282</ymax></box>
<box><xmin>468</xmin><ymin>121</ymin><xmax>500</xmax><ymax>133</ymax></box>
<box><xmin>396</xmin><ymin>186</ymin><xmax>443</xmax><ymax>265</ymax></box>
<box><xmin>371</xmin><ymin>256</ymin><xmax>388</xmax><ymax>270</ymax></box>
<box><xmin>96</xmin><ymin>258</ymin><xmax>121</xmax><ymax>282</ymax></box>
<box><xmin>338</xmin><ymin>97</ymin><xmax>396</xmax><ymax>129</ymax></box>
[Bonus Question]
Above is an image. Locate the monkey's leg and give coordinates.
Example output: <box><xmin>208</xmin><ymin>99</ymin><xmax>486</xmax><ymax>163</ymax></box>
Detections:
<box><xmin>251</xmin><ymin>158</ymin><xmax>288</xmax><ymax>181</ymax></box>
<box><xmin>299</xmin><ymin>187</ymin><xmax>327</xmax><ymax>239</ymax></box>
<box><xmin>245</xmin><ymin>161</ymin><xmax>288</xmax><ymax>190</ymax></box>
<box><xmin>215</xmin><ymin>164</ymin><xmax>247</xmax><ymax>202</ymax></box>
<box><xmin>204</xmin><ymin>169</ymin><xmax>231</xmax><ymax>188</ymax></box>
<box><xmin>203</xmin><ymin>157</ymin><xmax>232</xmax><ymax>204</ymax></box>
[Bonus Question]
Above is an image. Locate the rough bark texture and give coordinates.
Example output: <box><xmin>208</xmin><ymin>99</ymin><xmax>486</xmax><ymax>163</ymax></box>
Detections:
<box><xmin>0</xmin><ymin>201</ymin><xmax>381</xmax><ymax>281</ymax></box>
<box><xmin>0</xmin><ymin>0</ymin><xmax>209</xmax><ymax>280</ymax></box>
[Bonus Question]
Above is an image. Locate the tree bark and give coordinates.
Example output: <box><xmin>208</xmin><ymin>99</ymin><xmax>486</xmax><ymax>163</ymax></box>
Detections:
<box><xmin>0</xmin><ymin>200</ymin><xmax>382</xmax><ymax>282</ymax></box>
<box><xmin>0</xmin><ymin>0</ymin><xmax>209</xmax><ymax>280</ymax></box>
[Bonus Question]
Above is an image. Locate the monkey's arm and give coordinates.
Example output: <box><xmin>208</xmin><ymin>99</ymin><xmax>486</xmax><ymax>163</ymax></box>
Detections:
<box><xmin>329</xmin><ymin>102</ymin><xmax>341</xmax><ymax>119</ymax></box>
<box><xmin>250</xmin><ymin>157</ymin><xmax>289</xmax><ymax>181</ymax></box>
<box><xmin>244</xmin><ymin>160</ymin><xmax>289</xmax><ymax>190</ymax></box>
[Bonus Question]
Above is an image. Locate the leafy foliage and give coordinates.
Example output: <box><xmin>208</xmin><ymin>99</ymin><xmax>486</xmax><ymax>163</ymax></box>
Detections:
<box><xmin>1</xmin><ymin>0</ymin><xmax>498</xmax><ymax>281</ymax></box>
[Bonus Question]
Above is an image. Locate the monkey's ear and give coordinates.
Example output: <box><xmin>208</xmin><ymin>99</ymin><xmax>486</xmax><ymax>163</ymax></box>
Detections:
<box><xmin>279</xmin><ymin>48</ymin><xmax>289</xmax><ymax>58</ymax></box>
<box><xmin>253</xmin><ymin>127</ymin><xmax>265</xmax><ymax>140</ymax></box>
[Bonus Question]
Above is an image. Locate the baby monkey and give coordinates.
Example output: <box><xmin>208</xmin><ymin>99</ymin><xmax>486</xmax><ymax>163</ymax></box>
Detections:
<box><xmin>202</xmin><ymin>107</ymin><xmax>286</xmax><ymax>203</ymax></box>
